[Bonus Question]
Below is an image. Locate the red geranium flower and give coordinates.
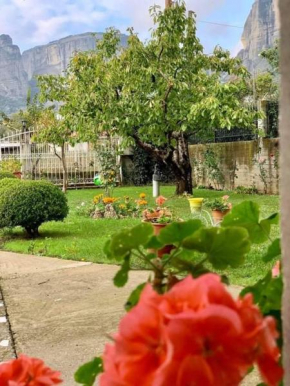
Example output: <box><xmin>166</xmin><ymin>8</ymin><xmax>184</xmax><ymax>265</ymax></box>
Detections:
<box><xmin>0</xmin><ymin>355</ymin><xmax>62</xmax><ymax>386</ymax></box>
<box><xmin>100</xmin><ymin>274</ymin><xmax>283</xmax><ymax>386</ymax></box>
<box><xmin>155</xmin><ymin>196</ymin><xmax>167</xmax><ymax>206</ymax></box>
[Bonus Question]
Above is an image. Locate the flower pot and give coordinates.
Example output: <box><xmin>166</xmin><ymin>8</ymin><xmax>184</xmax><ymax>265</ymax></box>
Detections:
<box><xmin>211</xmin><ymin>209</ymin><xmax>230</xmax><ymax>225</ymax></box>
<box><xmin>188</xmin><ymin>198</ymin><xmax>204</xmax><ymax>214</ymax></box>
<box><xmin>148</xmin><ymin>223</ymin><xmax>175</xmax><ymax>258</ymax></box>
<box><xmin>13</xmin><ymin>171</ymin><xmax>22</xmax><ymax>179</ymax></box>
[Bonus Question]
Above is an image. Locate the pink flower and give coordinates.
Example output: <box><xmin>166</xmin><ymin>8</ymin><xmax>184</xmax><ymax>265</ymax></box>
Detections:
<box><xmin>272</xmin><ymin>261</ymin><xmax>280</xmax><ymax>278</ymax></box>
<box><xmin>0</xmin><ymin>355</ymin><xmax>62</xmax><ymax>385</ymax></box>
<box><xmin>155</xmin><ymin>196</ymin><xmax>167</xmax><ymax>206</ymax></box>
<box><xmin>100</xmin><ymin>274</ymin><xmax>283</xmax><ymax>386</ymax></box>
<box><xmin>222</xmin><ymin>195</ymin><xmax>230</xmax><ymax>201</ymax></box>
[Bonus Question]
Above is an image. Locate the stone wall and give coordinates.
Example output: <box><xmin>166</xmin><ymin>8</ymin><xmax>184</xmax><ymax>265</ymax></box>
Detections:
<box><xmin>189</xmin><ymin>138</ymin><xmax>279</xmax><ymax>194</ymax></box>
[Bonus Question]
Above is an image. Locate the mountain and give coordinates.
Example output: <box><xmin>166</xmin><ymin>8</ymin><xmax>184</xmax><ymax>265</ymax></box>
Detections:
<box><xmin>0</xmin><ymin>35</ymin><xmax>28</xmax><ymax>114</ymax></box>
<box><xmin>237</xmin><ymin>0</ymin><xmax>279</xmax><ymax>73</ymax></box>
<box><xmin>0</xmin><ymin>32</ymin><xmax>128</xmax><ymax>115</ymax></box>
<box><xmin>0</xmin><ymin>1</ymin><xmax>280</xmax><ymax>114</ymax></box>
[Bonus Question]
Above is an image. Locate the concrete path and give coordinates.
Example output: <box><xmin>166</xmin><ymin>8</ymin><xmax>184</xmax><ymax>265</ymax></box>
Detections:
<box><xmin>0</xmin><ymin>251</ymin><xmax>259</xmax><ymax>385</ymax></box>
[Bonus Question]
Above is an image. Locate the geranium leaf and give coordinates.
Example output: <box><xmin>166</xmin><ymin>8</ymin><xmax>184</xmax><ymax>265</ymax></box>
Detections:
<box><xmin>158</xmin><ymin>220</ymin><xmax>203</xmax><ymax>245</ymax></box>
<box><xmin>241</xmin><ymin>271</ymin><xmax>282</xmax><ymax>314</ymax></box>
<box><xmin>74</xmin><ymin>357</ymin><xmax>103</xmax><ymax>386</ymax></box>
<box><xmin>125</xmin><ymin>282</ymin><xmax>146</xmax><ymax>311</ymax></box>
<box><xmin>108</xmin><ymin>223</ymin><xmax>153</xmax><ymax>260</ymax></box>
<box><xmin>113</xmin><ymin>255</ymin><xmax>130</xmax><ymax>287</ymax></box>
<box><xmin>144</xmin><ymin>235</ymin><xmax>164</xmax><ymax>249</ymax></box>
<box><xmin>182</xmin><ymin>227</ymin><xmax>251</xmax><ymax>269</ymax></box>
<box><xmin>222</xmin><ymin>201</ymin><xmax>277</xmax><ymax>244</ymax></box>
<box><xmin>263</xmin><ymin>238</ymin><xmax>281</xmax><ymax>262</ymax></box>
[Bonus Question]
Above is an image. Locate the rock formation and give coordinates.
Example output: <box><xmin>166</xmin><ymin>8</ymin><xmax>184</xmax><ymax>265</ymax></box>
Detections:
<box><xmin>237</xmin><ymin>0</ymin><xmax>279</xmax><ymax>73</ymax></box>
<box><xmin>0</xmin><ymin>35</ymin><xmax>28</xmax><ymax>114</ymax></box>
<box><xmin>0</xmin><ymin>32</ymin><xmax>128</xmax><ymax>114</ymax></box>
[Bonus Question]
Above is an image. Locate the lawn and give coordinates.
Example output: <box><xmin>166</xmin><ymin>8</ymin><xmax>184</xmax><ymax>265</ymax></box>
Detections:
<box><xmin>0</xmin><ymin>186</ymin><xmax>280</xmax><ymax>286</ymax></box>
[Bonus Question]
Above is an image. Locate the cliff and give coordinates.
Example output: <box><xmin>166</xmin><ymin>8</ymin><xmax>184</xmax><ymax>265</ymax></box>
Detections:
<box><xmin>0</xmin><ymin>35</ymin><xmax>28</xmax><ymax>114</ymax></box>
<box><xmin>0</xmin><ymin>32</ymin><xmax>128</xmax><ymax>114</ymax></box>
<box><xmin>237</xmin><ymin>0</ymin><xmax>279</xmax><ymax>73</ymax></box>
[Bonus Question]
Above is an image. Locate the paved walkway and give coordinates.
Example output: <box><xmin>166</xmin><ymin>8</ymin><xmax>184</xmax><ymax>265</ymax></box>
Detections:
<box><xmin>0</xmin><ymin>251</ymin><xmax>259</xmax><ymax>385</ymax></box>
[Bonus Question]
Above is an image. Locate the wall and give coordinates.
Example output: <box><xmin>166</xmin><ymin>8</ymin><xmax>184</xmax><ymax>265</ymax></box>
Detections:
<box><xmin>189</xmin><ymin>138</ymin><xmax>279</xmax><ymax>194</ymax></box>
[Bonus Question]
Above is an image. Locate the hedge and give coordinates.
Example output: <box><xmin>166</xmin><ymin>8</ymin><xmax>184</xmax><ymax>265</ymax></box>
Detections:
<box><xmin>0</xmin><ymin>180</ymin><xmax>69</xmax><ymax>237</ymax></box>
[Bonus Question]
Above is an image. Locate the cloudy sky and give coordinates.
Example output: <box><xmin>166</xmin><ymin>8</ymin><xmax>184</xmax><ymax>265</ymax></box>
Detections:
<box><xmin>0</xmin><ymin>0</ymin><xmax>254</xmax><ymax>55</ymax></box>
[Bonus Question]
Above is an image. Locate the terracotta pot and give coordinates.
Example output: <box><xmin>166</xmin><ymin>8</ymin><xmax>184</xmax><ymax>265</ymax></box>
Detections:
<box><xmin>13</xmin><ymin>171</ymin><xmax>22</xmax><ymax>179</ymax></box>
<box><xmin>188</xmin><ymin>198</ymin><xmax>204</xmax><ymax>214</ymax></box>
<box><xmin>211</xmin><ymin>209</ymin><xmax>230</xmax><ymax>225</ymax></box>
<box><xmin>148</xmin><ymin>222</ymin><xmax>175</xmax><ymax>258</ymax></box>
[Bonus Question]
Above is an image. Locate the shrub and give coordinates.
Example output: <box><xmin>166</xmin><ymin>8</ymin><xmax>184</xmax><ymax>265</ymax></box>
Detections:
<box><xmin>0</xmin><ymin>171</ymin><xmax>16</xmax><ymax>180</ymax></box>
<box><xmin>0</xmin><ymin>180</ymin><xmax>69</xmax><ymax>237</ymax></box>
<box><xmin>0</xmin><ymin>178</ymin><xmax>21</xmax><ymax>193</ymax></box>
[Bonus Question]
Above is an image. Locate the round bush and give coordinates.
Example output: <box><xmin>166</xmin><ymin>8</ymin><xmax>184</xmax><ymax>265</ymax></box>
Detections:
<box><xmin>0</xmin><ymin>180</ymin><xmax>69</xmax><ymax>237</ymax></box>
<box><xmin>0</xmin><ymin>171</ymin><xmax>16</xmax><ymax>180</ymax></box>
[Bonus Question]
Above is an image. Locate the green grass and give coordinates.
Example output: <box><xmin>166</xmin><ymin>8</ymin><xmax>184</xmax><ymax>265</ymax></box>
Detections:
<box><xmin>0</xmin><ymin>186</ymin><xmax>280</xmax><ymax>286</ymax></box>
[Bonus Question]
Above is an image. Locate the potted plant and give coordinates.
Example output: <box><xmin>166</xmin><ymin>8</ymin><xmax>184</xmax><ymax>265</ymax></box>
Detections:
<box><xmin>187</xmin><ymin>197</ymin><xmax>204</xmax><ymax>213</ymax></box>
<box><xmin>142</xmin><ymin>196</ymin><xmax>175</xmax><ymax>257</ymax></box>
<box><xmin>206</xmin><ymin>195</ymin><xmax>232</xmax><ymax>225</ymax></box>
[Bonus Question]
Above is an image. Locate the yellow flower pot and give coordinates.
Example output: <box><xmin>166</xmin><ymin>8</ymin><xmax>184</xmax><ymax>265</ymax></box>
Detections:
<box><xmin>188</xmin><ymin>198</ymin><xmax>204</xmax><ymax>213</ymax></box>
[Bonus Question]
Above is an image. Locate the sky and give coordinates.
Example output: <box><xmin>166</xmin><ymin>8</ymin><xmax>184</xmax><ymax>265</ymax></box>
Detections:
<box><xmin>0</xmin><ymin>0</ymin><xmax>254</xmax><ymax>55</ymax></box>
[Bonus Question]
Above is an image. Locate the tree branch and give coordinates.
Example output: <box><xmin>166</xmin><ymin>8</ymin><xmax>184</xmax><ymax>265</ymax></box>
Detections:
<box><xmin>53</xmin><ymin>145</ymin><xmax>62</xmax><ymax>161</ymax></box>
<box><xmin>162</xmin><ymin>83</ymin><xmax>173</xmax><ymax>114</ymax></box>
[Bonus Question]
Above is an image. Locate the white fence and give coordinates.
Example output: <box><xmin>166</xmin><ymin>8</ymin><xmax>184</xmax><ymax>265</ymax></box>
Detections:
<box><xmin>0</xmin><ymin>131</ymin><xmax>119</xmax><ymax>187</ymax></box>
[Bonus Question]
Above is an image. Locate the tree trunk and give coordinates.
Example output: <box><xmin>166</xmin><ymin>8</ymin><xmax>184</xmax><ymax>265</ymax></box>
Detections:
<box><xmin>170</xmin><ymin>134</ymin><xmax>193</xmax><ymax>195</ymax></box>
<box><xmin>25</xmin><ymin>226</ymin><xmax>39</xmax><ymax>238</ymax></box>
<box><xmin>131</xmin><ymin>131</ymin><xmax>193</xmax><ymax>195</ymax></box>
<box><xmin>61</xmin><ymin>144</ymin><xmax>68</xmax><ymax>193</ymax></box>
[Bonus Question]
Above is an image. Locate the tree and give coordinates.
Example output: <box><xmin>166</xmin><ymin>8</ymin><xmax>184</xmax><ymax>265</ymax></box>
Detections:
<box><xmin>38</xmin><ymin>1</ymin><xmax>258</xmax><ymax>194</ymax></box>
<box><xmin>261</xmin><ymin>40</ymin><xmax>279</xmax><ymax>75</ymax></box>
<box><xmin>34</xmin><ymin>109</ymin><xmax>74</xmax><ymax>192</ymax></box>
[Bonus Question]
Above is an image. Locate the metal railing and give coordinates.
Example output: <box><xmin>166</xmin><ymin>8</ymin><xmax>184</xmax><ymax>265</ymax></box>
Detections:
<box><xmin>0</xmin><ymin>131</ymin><xmax>119</xmax><ymax>187</ymax></box>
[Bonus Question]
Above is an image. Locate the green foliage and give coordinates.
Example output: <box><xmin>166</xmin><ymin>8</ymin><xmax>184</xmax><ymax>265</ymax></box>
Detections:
<box><xmin>255</xmin><ymin>73</ymin><xmax>279</xmax><ymax>101</ymax></box>
<box><xmin>38</xmin><ymin>1</ymin><xmax>258</xmax><ymax>194</ymax></box>
<box><xmin>0</xmin><ymin>171</ymin><xmax>16</xmax><ymax>180</ymax></box>
<box><xmin>98</xmin><ymin>149</ymin><xmax>119</xmax><ymax>196</ymax></box>
<box><xmin>241</xmin><ymin>272</ymin><xmax>282</xmax><ymax>315</ymax></box>
<box><xmin>182</xmin><ymin>227</ymin><xmax>250</xmax><ymax>269</ymax></box>
<box><xmin>203</xmin><ymin>149</ymin><xmax>225</xmax><ymax>189</ymax></box>
<box><xmin>158</xmin><ymin>220</ymin><xmax>202</xmax><ymax>245</ymax></box>
<box><xmin>205</xmin><ymin>197</ymin><xmax>231</xmax><ymax>212</ymax></box>
<box><xmin>103</xmin><ymin>198</ymin><xmax>280</xmax><ymax>323</ymax></box>
<box><xmin>260</xmin><ymin>41</ymin><xmax>279</xmax><ymax>75</ymax></box>
<box><xmin>113</xmin><ymin>255</ymin><xmax>130</xmax><ymax>287</ymax></box>
<box><xmin>106</xmin><ymin>222</ymin><xmax>153</xmax><ymax>260</ymax></box>
<box><xmin>0</xmin><ymin>180</ymin><xmax>69</xmax><ymax>237</ymax></box>
<box><xmin>235</xmin><ymin>186</ymin><xmax>259</xmax><ymax>195</ymax></box>
<box><xmin>263</xmin><ymin>238</ymin><xmax>281</xmax><ymax>262</ymax></box>
<box><xmin>222</xmin><ymin>201</ymin><xmax>279</xmax><ymax>244</ymax></box>
<box><xmin>0</xmin><ymin>159</ymin><xmax>21</xmax><ymax>173</ymax></box>
<box><xmin>75</xmin><ymin>357</ymin><xmax>103</xmax><ymax>386</ymax></box>
<box><xmin>125</xmin><ymin>283</ymin><xmax>147</xmax><ymax>311</ymax></box>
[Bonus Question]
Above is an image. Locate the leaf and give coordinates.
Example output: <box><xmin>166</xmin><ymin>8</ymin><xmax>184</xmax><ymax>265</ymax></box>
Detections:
<box><xmin>183</xmin><ymin>227</ymin><xmax>251</xmax><ymax>269</ymax></box>
<box><xmin>113</xmin><ymin>255</ymin><xmax>130</xmax><ymax>287</ymax></box>
<box><xmin>125</xmin><ymin>283</ymin><xmax>146</xmax><ymax>311</ymax></box>
<box><xmin>144</xmin><ymin>235</ymin><xmax>164</xmax><ymax>249</ymax></box>
<box><xmin>108</xmin><ymin>223</ymin><xmax>153</xmax><ymax>260</ymax></box>
<box><xmin>263</xmin><ymin>238</ymin><xmax>281</xmax><ymax>262</ymax></box>
<box><xmin>158</xmin><ymin>220</ymin><xmax>203</xmax><ymax>245</ymax></box>
<box><xmin>222</xmin><ymin>201</ymin><xmax>277</xmax><ymax>244</ymax></box>
<box><xmin>74</xmin><ymin>357</ymin><xmax>103</xmax><ymax>386</ymax></box>
<box><xmin>241</xmin><ymin>271</ymin><xmax>283</xmax><ymax>314</ymax></box>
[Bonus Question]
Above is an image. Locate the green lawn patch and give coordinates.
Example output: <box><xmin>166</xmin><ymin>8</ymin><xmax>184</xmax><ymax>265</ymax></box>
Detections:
<box><xmin>0</xmin><ymin>186</ymin><xmax>279</xmax><ymax>286</ymax></box>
